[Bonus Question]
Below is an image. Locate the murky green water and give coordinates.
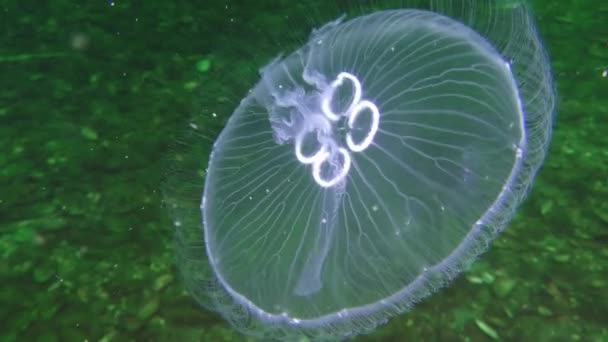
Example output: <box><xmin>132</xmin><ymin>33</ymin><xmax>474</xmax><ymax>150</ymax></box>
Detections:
<box><xmin>1</xmin><ymin>1</ymin><xmax>606</xmax><ymax>341</ymax></box>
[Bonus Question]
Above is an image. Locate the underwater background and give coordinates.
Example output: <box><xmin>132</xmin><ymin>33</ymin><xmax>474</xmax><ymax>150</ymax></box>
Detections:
<box><xmin>0</xmin><ymin>0</ymin><xmax>606</xmax><ymax>341</ymax></box>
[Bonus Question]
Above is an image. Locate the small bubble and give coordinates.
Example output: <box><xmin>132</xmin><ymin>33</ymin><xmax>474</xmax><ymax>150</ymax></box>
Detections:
<box><xmin>371</xmin><ymin>204</ymin><xmax>378</xmax><ymax>211</ymax></box>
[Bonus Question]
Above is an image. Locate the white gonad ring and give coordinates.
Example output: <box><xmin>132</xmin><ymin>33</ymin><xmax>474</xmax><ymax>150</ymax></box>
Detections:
<box><xmin>294</xmin><ymin>134</ymin><xmax>328</xmax><ymax>165</ymax></box>
<box><xmin>345</xmin><ymin>100</ymin><xmax>380</xmax><ymax>152</ymax></box>
<box><xmin>312</xmin><ymin>147</ymin><xmax>352</xmax><ymax>188</ymax></box>
<box><xmin>321</xmin><ymin>72</ymin><xmax>362</xmax><ymax>122</ymax></box>
<box><xmin>294</xmin><ymin>114</ymin><xmax>332</xmax><ymax>165</ymax></box>
<box><xmin>293</xmin><ymin>71</ymin><xmax>380</xmax><ymax>188</ymax></box>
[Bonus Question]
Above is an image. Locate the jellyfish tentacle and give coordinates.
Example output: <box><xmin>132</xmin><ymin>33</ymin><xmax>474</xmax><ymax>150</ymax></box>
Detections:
<box><xmin>294</xmin><ymin>183</ymin><xmax>344</xmax><ymax>296</ymax></box>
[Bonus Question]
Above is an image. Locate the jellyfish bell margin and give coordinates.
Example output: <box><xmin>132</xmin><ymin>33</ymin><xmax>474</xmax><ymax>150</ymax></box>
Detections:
<box><xmin>164</xmin><ymin>2</ymin><xmax>555</xmax><ymax>341</ymax></box>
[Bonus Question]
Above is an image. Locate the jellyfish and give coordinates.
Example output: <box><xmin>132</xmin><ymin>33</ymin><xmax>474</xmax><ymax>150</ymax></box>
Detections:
<box><xmin>164</xmin><ymin>1</ymin><xmax>555</xmax><ymax>340</ymax></box>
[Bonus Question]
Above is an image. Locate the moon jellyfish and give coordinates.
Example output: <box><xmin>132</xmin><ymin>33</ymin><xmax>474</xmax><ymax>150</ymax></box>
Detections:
<box><xmin>165</xmin><ymin>1</ymin><xmax>555</xmax><ymax>340</ymax></box>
